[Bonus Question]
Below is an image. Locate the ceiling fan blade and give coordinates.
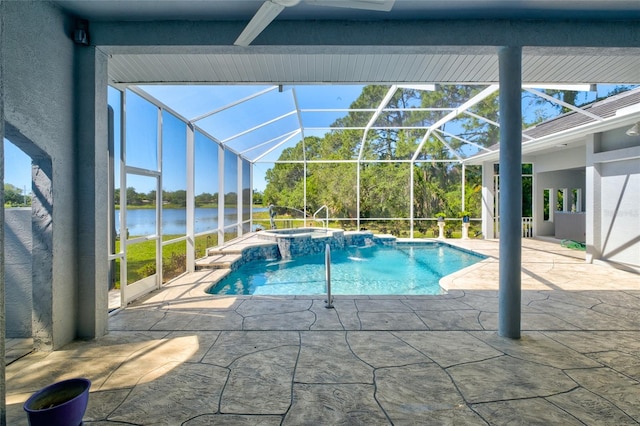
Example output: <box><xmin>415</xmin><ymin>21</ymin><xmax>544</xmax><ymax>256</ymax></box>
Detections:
<box><xmin>234</xmin><ymin>1</ymin><xmax>286</xmax><ymax>47</ymax></box>
<box><xmin>306</xmin><ymin>0</ymin><xmax>395</xmax><ymax>12</ymax></box>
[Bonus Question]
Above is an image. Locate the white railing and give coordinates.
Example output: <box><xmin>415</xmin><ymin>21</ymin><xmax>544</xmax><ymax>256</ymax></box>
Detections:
<box><xmin>522</xmin><ymin>217</ymin><xmax>534</xmax><ymax>238</ymax></box>
<box><xmin>313</xmin><ymin>205</ymin><xmax>329</xmax><ymax>228</ymax></box>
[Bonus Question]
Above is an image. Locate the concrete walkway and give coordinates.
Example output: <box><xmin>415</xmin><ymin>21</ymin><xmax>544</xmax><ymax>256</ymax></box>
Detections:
<box><xmin>6</xmin><ymin>239</ymin><xmax>640</xmax><ymax>425</ymax></box>
<box><xmin>5</xmin><ymin>338</ymin><xmax>33</xmax><ymax>365</ymax></box>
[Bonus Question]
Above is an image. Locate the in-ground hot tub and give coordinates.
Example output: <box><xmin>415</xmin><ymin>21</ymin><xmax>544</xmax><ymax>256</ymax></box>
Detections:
<box><xmin>257</xmin><ymin>227</ymin><xmax>345</xmax><ymax>258</ymax></box>
<box><xmin>258</xmin><ymin>227</ymin><xmax>334</xmax><ymax>240</ymax></box>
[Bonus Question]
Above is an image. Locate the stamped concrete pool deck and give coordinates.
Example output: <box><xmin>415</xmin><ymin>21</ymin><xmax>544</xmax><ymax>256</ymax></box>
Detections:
<box><xmin>6</xmin><ymin>238</ymin><xmax>640</xmax><ymax>425</ymax></box>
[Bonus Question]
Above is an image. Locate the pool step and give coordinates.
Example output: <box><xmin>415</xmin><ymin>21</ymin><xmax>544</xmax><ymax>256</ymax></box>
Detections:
<box><xmin>207</xmin><ymin>241</ymin><xmax>276</xmax><ymax>257</ymax></box>
<box><xmin>207</xmin><ymin>247</ymin><xmax>244</xmax><ymax>256</ymax></box>
<box><xmin>197</xmin><ymin>233</ymin><xmax>279</xmax><ymax>271</ymax></box>
<box><xmin>195</xmin><ymin>253</ymin><xmax>242</xmax><ymax>270</ymax></box>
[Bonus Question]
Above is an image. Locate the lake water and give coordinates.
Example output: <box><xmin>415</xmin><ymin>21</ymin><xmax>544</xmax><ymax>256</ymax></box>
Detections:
<box><xmin>115</xmin><ymin>207</ymin><xmax>267</xmax><ymax>236</ymax></box>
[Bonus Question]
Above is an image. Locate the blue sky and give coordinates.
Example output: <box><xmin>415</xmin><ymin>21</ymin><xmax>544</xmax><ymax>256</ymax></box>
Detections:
<box><xmin>4</xmin><ymin>140</ymin><xmax>31</xmax><ymax>194</ymax></box>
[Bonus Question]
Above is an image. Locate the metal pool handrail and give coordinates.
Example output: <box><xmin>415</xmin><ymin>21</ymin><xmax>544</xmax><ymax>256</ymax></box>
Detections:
<box><xmin>325</xmin><ymin>243</ymin><xmax>334</xmax><ymax>309</ymax></box>
<box><xmin>313</xmin><ymin>205</ymin><xmax>329</xmax><ymax>228</ymax></box>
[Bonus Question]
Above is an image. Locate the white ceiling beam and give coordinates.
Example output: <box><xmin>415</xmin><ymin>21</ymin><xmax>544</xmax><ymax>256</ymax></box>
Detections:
<box><xmin>411</xmin><ymin>84</ymin><xmax>499</xmax><ymax>161</ymax></box>
<box><xmin>254</xmin><ymin>158</ymin><xmax>458</xmax><ymax>164</ymax></box>
<box><xmin>462</xmin><ymin>110</ymin><xmax>535</xmax><ymax>141</ymax></box>
<box><xmin>239</xmin><ymin>129</ymin><xmax>300</xmax><ymax>155</ymax></box>
<box><xmin>300</xmin><ymin>107</ymin><xmax>454</xmax><ymax>112</ymax></box>
<box><xmin>524</xmin><ymin>88</ymin><xmax>605</xmax><ymax>121</ymax></box>
<box><xmin>357</xmin><ymin>85</ymin><xmax>398</xmax><ymax>160</ymax></box>
<box><xmin>434</xmin><ymin>128</ymin><xmax>493</xmax><ymax>154</ymax></box>
<box><xmin>306</xmin><ymin>126</ymin><xmax>435</xmax><ymax>131</ymax></box>
<box><xmin>291</xmin><ymin>87</ymin><xmax>307</xmax><ymax>161</ymax></box>
<box><xmin>190</xmin><ymin>86</ymin><xmax>279</xmax><ymax>122</ymax></box>
<box><xmin>522</xmin><ymin>83</ymin><xmax>592</xmax><ymax>91</ymax></box>
<box><xmin>397</xmin><ymin>84</ymin><xmax>437</xmax><ymax>91</ymax></box>
<box><xmin>221</xmin><ymin>110</ymin><xmax>297</xmax><ymax>144</ymax></box>
<box><xmin>431</xmin><ymin>131</ymin><xmax>463</xmax><ymax>161</ymax></box>
<box><xmin>252</xmin><ymin>129</ymin><xmax>302</xmax><ymax>162</ymax></box>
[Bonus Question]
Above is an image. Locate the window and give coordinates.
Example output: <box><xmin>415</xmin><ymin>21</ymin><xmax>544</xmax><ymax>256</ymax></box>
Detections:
<box><xmin>543</xmin><ymin>189</ymin><xmax>551</xmax><ymax>221</ymax></box>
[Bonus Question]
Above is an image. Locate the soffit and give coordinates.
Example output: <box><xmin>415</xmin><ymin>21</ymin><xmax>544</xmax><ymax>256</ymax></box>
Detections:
<box><xmin>108</xmin><ymin>48</ymin><xmax>640</xmax><ymax>85</ymax></box>
<box><xmin>108</xmin><ymin>51</ymin><xmax>499</xmax><ymax>85</ymax></box>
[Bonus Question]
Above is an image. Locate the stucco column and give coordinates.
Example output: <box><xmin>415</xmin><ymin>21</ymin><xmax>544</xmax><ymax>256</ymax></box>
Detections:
<box><xmin>498</xmin><ymin>46</ymin><xmax>522</xmax><ymax>339</ymax></box>
<box><xmin>75</xmin><ymin>45</ymin><xmax>109</xmax><ymax>339</ymax></box>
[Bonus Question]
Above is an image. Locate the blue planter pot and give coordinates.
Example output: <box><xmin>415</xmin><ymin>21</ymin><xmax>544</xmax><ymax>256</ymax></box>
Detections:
<box><xmin>24</xmin><ymin>378</ymin><xmax>91</xmax><ymax>426</ymax></box>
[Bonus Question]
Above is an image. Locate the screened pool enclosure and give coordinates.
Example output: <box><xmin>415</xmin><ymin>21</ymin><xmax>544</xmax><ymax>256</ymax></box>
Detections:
<box><xmin>107</xmin><ymin>83</ymin><xmax>605</xmax><ymax>305</ymax></box>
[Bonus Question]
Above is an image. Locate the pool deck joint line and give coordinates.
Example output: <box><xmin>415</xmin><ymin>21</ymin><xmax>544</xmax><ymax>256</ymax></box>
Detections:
<box><xmin>6</xmin><ymin>238</ymin><xmax>640</xmax><ymax>425</ymax></box>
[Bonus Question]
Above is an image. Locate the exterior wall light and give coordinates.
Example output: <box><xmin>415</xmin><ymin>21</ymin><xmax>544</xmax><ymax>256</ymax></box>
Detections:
<box><xmin>626</xmin><ymin>122</ymin><xmax>640</xmax><ymax>136</ymax></box>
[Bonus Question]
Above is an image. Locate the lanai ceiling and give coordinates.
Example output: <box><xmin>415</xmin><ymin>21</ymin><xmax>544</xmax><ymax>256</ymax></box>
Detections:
<box><xmin>53</xmin><ymin>0</ymin><xmax>640</xmax><ymax>85</ymax></box>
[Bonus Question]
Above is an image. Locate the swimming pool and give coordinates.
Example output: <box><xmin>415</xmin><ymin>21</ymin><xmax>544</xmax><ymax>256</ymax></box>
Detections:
<box><xmin>207</xmin><ymin>243</ymin><xmax>485</xmax><ymax>295</ymax></box>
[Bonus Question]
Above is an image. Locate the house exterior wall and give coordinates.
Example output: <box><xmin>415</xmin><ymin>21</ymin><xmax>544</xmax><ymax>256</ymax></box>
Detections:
<box><xmin>532</xmin><ymin>146</ymin><xmax>586</xmax><ymax>174</ymax></box>
<box><xmin>532</xmin><ymin>147</ymin><xmax>586</xmax><ymax>238</ymax></box>
<box><xmin>3</xmin><ymin>1</ymin><xmax>109</xmax><ymax>349</ymax></box>
<box><xmin>4</xmin><ymin>209</ymin><xmax>32</xmax><ymax>337</ymax></box>
<box><xmin>527</xmin><ymin>128</ymin><xmax>640</xmax><ymax>271</ymax></box>
<box><xmin>478</xmin><ymin>126</ymin><xmax>638</xmax><ymax>270</ymax></box>
<box><xmin>534</xmin><ymin>168</ymin><xmax>586</xmax><ymax>237</ymax></box>
<box><xmin>597</xmin><ymin>158</ymin><xmax>640</xmax><ymax>270</ymax></box>
<box><xmin>586</xmin><ymin>129</ymin><xmax>640</xmax><ymax>271</ymax></box>
<box><xmin>4</xmin><ymin>1</ymin><xmax>77</xmax><ymax>350</ymax></box>
<box><xmin>600</xmin><ymin>126</ymin><xmax>638</xmax><ymax>151</ymax></box>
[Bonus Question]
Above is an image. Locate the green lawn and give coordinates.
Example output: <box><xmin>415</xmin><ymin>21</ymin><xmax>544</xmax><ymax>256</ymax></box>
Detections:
<box><xmin>113</xmin><ymin>233</ymin><xmax>219</xmax><ymax>288</ymax></box>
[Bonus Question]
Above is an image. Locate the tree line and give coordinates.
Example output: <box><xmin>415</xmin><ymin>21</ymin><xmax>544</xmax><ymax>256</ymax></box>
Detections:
<box><xmin>4</xmin><ymin>184</ymin><xmax>31</xmax><ymax>207</ymax></box>
<box><xmin>114</xmin><ymin>188</ymin><xmax>252</xmax><ymax>207</ymax></box>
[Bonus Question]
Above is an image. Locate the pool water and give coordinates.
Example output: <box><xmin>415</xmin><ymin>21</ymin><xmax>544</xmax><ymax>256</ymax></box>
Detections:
<box><xmin>208</xmin><ymin>243</ymin><xmax>485</xmax><ymax>295</ymax></box>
